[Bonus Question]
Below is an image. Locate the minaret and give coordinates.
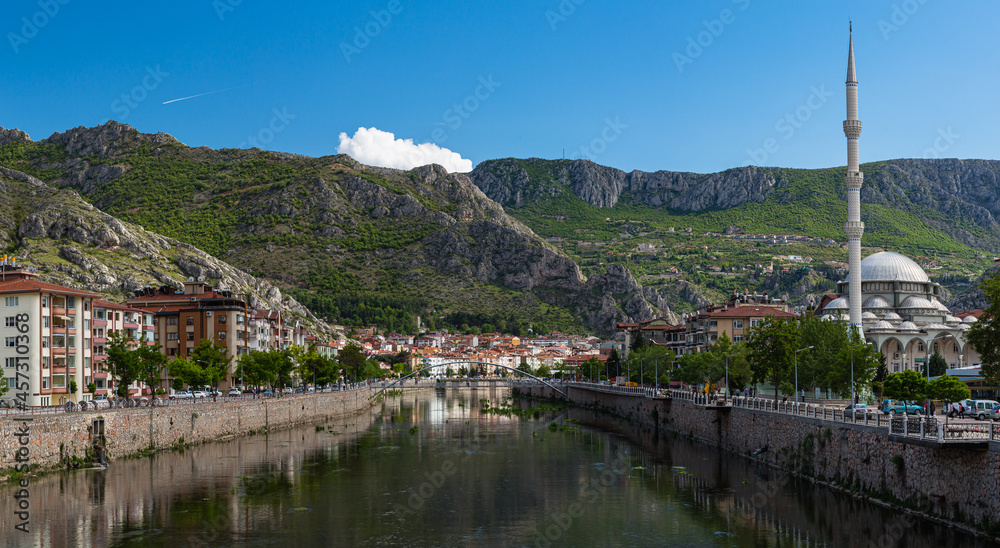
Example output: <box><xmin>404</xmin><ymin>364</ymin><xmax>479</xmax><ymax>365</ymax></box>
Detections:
<box><xmin>844</xmin><ymin>25</ymin><xmax>864</xmax><ymax>335</ymax></box>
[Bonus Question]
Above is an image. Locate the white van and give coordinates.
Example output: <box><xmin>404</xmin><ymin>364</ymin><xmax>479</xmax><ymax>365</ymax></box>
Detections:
<box><xmin>960</xmin><ymin>399</ymin><xmax>1000</xmax><ymax>420</ymax></box>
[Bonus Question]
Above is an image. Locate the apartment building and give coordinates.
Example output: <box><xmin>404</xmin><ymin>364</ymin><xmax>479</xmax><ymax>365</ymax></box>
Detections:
<box><xmin>1</xmin><ymin>265</ymin><xmax>98</xmax><ymax>407</ymax></box>
<box><xmin>91</xmin><ymin>299</ymin><xmax>155</xmax><ymax>397</ymax></box>
<box><xmin>127</xmin><ymin>278</ymin><xmax>250</xmax><ymax>389</ymax></box>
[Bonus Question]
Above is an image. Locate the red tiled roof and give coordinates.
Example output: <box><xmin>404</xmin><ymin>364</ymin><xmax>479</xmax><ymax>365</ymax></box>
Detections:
<box><xmin>92</xmin><ymin>299</ymin><xmax>134</xmax><ymax>310</ymax></box>
<box><xmin>709</xmin><ymin>307</ymin><xmax>796</xmax><ymax>318</ymax></box>
<box><xmin>0</xmin><ymin>278</ymin><xmax>100</xmax><ymax>297</ymax></box>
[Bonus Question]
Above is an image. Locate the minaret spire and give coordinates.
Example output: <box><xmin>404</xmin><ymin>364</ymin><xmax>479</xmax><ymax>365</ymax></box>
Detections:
<box><xmin>843</xmin><ymin>26</ymin><xmax>864</xmax><ymax>336</ymax></box>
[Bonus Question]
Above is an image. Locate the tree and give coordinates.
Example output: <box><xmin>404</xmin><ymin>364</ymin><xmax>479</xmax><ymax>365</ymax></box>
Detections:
<box><xmin>927</xmin><ymin>350</ymin><xmax>948</xmax><ymax>378</ymax></box>
<box><xmin>338</xmin><ymin>343</ymin><xmax>367</xmax><ymax>383</ymax></box>
<box><xmin>747</xmin><ymin>317</ymin><xmax>800</xmax><ymax>400</ymax></box>
<box><xmin>630</xmin><ymin>331</ymin><xmax>647</xmax><ymax>353</ymax></box>
<box><xmin>883</xmin><ymin>370</ymin><xmax>927</xmax><ymax>401</ymax></box>
<box><xmin>536</xmin><ymin>365</ymin><xmax>552</xmax><ymax>378</ymax></box>
<box><xmin>87</xmin><ymin>382</ymin><xmax>96</xmax><ymax>395</ymax></box>
<box><xmin>967</xmin><ymin>272</ymin><xmax>1000</xmax><ymax>387</ymax></box>
<box><xmin>167</xmin><ymin>357</ymin><xmax>207</xmax><ymax>390</ymax></box>
<box><xmin>926</xmin><ymin>374</ymin><xmax>971</xmax><ymax>406</ymax></box>
<box><xmin>605</xmin><ymin>349</ymin><xmax>621</xmax><ymax>380</ymax></box>
<box><xmin>105</xmin><ymin>331</ymin><xmax>141</xmax><ymax>399</ymax></box>
<box><xmin>189</xmin><ymin>338</ymin><xmax>233</xmax><ymax>389</ymax></box>
<box><xmin>582</xmin><ymin>357</ymin><xmax>602</xmax><ymax>382</ymax></box>
<box><xmin>136</xmin><ymin>343</ymin><xmax>168</xmax><ymax>395</ymax></box>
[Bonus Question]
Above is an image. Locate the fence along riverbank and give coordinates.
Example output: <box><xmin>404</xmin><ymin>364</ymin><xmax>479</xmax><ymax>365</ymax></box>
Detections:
<box><xmin>516</xmin><ymin>382</ymin><xmax>1000</xmax><ymax>540</ymax></box>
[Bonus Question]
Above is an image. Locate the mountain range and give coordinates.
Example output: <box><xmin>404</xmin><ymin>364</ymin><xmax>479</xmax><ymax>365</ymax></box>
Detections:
<box><xmin>1</xmin><ymin>122</ymin><xmax>997</xmax><ymax>338</ymax></box>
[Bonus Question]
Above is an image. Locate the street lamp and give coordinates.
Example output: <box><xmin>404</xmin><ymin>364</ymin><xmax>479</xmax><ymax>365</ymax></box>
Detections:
<box><xmin>795</xmin><ymin>346</ymin><xmax>814</xmax><ymax>405</ymax></box>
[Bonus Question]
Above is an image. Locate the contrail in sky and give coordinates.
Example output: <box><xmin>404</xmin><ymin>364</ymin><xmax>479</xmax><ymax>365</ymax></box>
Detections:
<box><xmin>162</xmin><ymin>84</ymin><xmax>251</xmax><ymax>104</ymax></box>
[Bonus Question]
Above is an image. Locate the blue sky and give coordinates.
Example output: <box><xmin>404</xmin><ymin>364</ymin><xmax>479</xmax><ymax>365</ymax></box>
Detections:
<box><xmin>3</xmin><ymin>1</ymin><xmax>998</xmax><ymax>174</ymax></box>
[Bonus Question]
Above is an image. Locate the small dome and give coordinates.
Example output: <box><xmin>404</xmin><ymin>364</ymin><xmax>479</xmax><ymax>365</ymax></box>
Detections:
<box><xmin>822</xmin><ymin>314</ymin><xmax>837</xmax><ymax>321</ymax></box>
<box><xmin>932</xmin><ymin>299</ymin><xmax>950</xmax><ymax>312</ymax></box>
<box><xmin>963</xmin><ymin>316</ymin><xmax>977</xmax><ymax>324</ymax></box>
<box><xmin>862</xmin><ymin>311</ymin><xmax>877</xmax><ymax>320</ymax></box>
<box><xmin>944</xmin><ymin>315</ymin><xmax>961</xmax><ymax>324</ymax></box>
<box><xmin>863</xmin><ymin>295</ymin><xmax>893</xmax><ymax>309</ymax></box>
<box><xmin>883</xmin><ymin>312</ymin><xmax>903</xmax><ymax>321</ymax></box>
<box><xmin>925</xmin><ymin>323</ymin><xmax>949</xmax><ymax>330</ymax></box>
<box><xmin>899</xmin><ymin>296</ymin><xmax>936</xmax><ymax>309</ymax></box>
<box><xmin>824</xmin><ymin>297</ymin><xmax>849</xmax><ymax>310</ymax></box>
<box><xmin>871</xmin><ymin>320</ymin><xmax>893</xmax><ymax>330</ymax></box>
<box><xmin>959</xmin><ymin>323</ymin><xmax>971</xmax><ymax>331</ymax></box>
<box><xmin>846</xmin><ymin>251</ymin><xmax>930</xmax><ymax>283</ymax></box>
<box><xmin>897</xmin><ymin>321</ymin><xmax>919</xmax><ymax>331</ymax></box>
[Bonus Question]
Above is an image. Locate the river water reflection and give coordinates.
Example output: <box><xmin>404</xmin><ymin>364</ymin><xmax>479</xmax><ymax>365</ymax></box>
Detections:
<box><xmin>2</xmin><ymin>387</ymin><xmax>996</xmax><ymax>547</ymax></box>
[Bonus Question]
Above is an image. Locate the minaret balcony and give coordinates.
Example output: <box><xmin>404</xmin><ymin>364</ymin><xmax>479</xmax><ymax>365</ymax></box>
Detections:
<box><xmin>843</xmin><ymin>120</ymin><xmax>862</xmax><ymax>138</ymax></box>
<box><xmin>844</xmin><ymin>173</ymin><xmax>864</xmax><ymax>189</ymax></box>
<box><xmin>845</xmin><ymin>222</ymin><xmax>865</xmax><ymax>239</ymax></box>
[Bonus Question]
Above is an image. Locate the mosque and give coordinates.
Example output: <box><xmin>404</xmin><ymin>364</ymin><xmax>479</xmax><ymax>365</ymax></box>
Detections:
<box><xmin>817</xmin><ymin>28</ymin><xmax>982</xmax><ymax>374</ymax></box>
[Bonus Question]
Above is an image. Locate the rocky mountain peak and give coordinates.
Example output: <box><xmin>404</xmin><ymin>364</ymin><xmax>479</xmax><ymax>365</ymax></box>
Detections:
<box><xmin>0</xmin><ymin>127</ymin><xmax>32</xmax><ymax>146</ymax></box>
<box><xmin>44</xmin><ymin>121</ymin><xmax>179</xmax><ymax>159</ymax></box>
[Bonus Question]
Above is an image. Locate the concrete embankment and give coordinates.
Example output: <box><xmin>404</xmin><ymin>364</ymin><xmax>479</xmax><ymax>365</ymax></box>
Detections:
<box><xmin>519</xmin><ymin>384</ymin><xmax>1000</xmax><ymax>538</ymax></box>
<box><xmin>0</xmin><ymin>387</ymin><xmax>431</xmax><ymax>473</ymax></box>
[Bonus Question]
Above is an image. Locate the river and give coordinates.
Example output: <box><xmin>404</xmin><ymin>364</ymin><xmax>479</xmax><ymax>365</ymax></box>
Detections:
<box><xmin>1</xmin><ymin>387</ymin><xmax>995</xmax><ymax>547</ymax></box>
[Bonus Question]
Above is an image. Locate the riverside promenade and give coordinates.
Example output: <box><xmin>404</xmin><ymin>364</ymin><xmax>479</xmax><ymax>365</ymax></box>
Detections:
<box><xmin>518</xmin><ymin>382</ymin><xmax>1000</xmax><ymax>538</ymax></box>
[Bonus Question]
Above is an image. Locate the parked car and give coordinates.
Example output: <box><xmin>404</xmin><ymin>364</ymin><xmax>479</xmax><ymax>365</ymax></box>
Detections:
<box><xmin>282</xmin><ymin>387</ymin><xmax>293</xmax><ymax>394</ymax></box>
<box><xmin>845</xmin><ymin>403</ymin><xmax>876</xmax><ymax>418</ymax></box>
<box><xmin>208</xmin><ymin>389</ymin><xmax>223</xmax><ymax>397</ymax></box>
<box><xmin>90</xmin><ymin>395</ymin><xmax>111</xmax><ymax>408</ymax></box>
<box><xmin>989</xmin><ymin>405</ymin><xmax>1000</xmax><ymax>422</ymax></box>
<box><xmin>169</xmin><ymin>390</ymin><xmax>193</xmax><ymax>400</ymax></box>
<box><xmin>962</xmin><ymin>399</ymin><xmax>1000</xmax><ymax>420</ymax></box>
<box><xmin>880</xmin><ymin>400</ymin><xmax>922</xmax><ymax>415</ymax></box>
<box><xmin>228</xmin><ymin>387</ymin><xmax>242</xmax><ymax>396</ymax></box>
<box><xmin>191</xmin><ymin>391</ymin><xmax>209</xmax><ymax>399</ymax></box>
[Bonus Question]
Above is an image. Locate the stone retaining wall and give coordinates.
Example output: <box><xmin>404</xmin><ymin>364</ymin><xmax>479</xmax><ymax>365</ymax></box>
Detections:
<box><xmin>522</xmin><ymin>385</ymin><xmax>1000</xmax><ymax>534</ymax></box>
<box><xmin>1</xmin><ymin>389</ymin><xmax>428</xmax><ymax>472</ymax></box>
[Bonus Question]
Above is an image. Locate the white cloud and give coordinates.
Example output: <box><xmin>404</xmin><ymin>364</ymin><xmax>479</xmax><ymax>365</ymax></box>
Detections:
<box><xmin>336</xmin><ymin>127</ymin><xmax>473</xmax><ymax>173</ymax></box>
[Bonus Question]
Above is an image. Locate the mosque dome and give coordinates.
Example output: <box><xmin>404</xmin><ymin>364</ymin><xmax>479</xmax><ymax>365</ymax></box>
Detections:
<box><xmin>932</xmin><ymin>299</ymin><xmax>950</xmax><ymax>312</ymax></box>
<box><xmin>883</xmin><ymin>312</ymin><xmax>903</xmax><ymax>321</ymax></box>
<box><xmin>897</xmin><ymin>321</ymin><xmax>919</xmax><ymax>331</ymax></box>
<box><xmin>944</xmin><ymin>315</ymin><xmax>961</xmax><ymax>324</ymax></box>
<box><xmin>870</xmin><ymin>320</ymin><xmax>893</xmax><ymax>331</ymax></box>
<box><xmin>824</xmin><ymin>297</ymin><xmax>849</xmax><ymax>310</ymax></box>
<box><xmin>863</xmin><ymin>295</ymin><xmax>892</xmax><ymax>309</ymax></box>
<box><xmin>846</xmin><ymin>251</ymin><xmax>930</xmax><ymax>283</ymax></box>
<box><xmin>862</xmin><ymin>311</ymin><xmax>877</xmax><ymax>320</ymax></box>
<box><xmin>899</xmin><ymin>295</ymin><xmax>936</xmax><ymax>310</ymax></box>
<box><xmin>963</xmin><ymin>316</ymin><xmax>977</xmax><ymax>324</ymax></box>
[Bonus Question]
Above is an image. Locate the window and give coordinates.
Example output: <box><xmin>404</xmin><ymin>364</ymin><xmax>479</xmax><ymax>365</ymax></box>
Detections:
<box><xmin>84</xmin><ymin>357</ymin><xmax>90</xmax><ymax>370</ymax></box>
<box><xmin>4</xmin><ymin>357</ymin><xmax>16</xmax><ymax>368</ymax></box>
<box><xmin>95</xmin><ymin>309</ymin><xmax>105</xmax><ymax>320</ymax></box>
<box><xmin>69</xmin><ymin>336</ymin><xmax>76</xmax><ymax>349</ymax></box>
<box><xmin>750</xmin><ymin>318</ymin><xmax>762</xmax><ymax>328</ymax></box>
<box><xmin>4</xmin><ymin>297</ymin><xmax>18</xmax><ymax>307</ymax></box>
<box><xmin>733</xmin><ymin>335</ymin><xmax>745</xmax><ymax>343</ymax></box>
<box><xmin>96</xmin><ymin>379</ymin><xmax>105</xmax><ymax>389</ymax></box>
<box><xmin>167</xmin><ymin>317</ymin><xmax>178</xmax><ymax>326</ymax></box>
<box><xmin>84</xmin><ymin>301</ymin><xmax>89</xmax><ymax>311</ymax></box>
<box><xmin>168</xmin><ymin>348</ymin><xmax>177</xmax><ymax>356</ymax></box>
<box><xmin>42</xmin><ymin>296</ymin><xmax>48</xmax><ymax>308</ymax></box>
<box><xmin>42</xmin><ymin>337</ymin><xmax>48</xmax><ymax>348</ymax></box>
<box><xmin>187</xmin><ymin>332</ymin><xmax>194</xmax><ymax>341</ymax></box>
<box><xmin>67</xmin><ymin>297</ymin><xmax>75</xmax><ymax>309</ymax></box>
<box><xmin>4</xmin><ymin>337</ymin><xmax>15</xmax><ymax>348</ymax></box>
<box><xmin>153</xmin><ymin>333</ymin><xmax>159</xmax><ymax>342</ymax></box>
<box><xmin>167</xmin><ymin>333</ymin><xmax>178</xmax><ymax>341</ymax></box>
<box><xmin>4</xmin><ymin>316</ymin><xmax>15</xmax><ymax>327</ymax></box>
<box><xmin>43</xmin><ymin>316</ymin><xmax>49</xmax><ymax>328</ymax></box>
<box><xmin>733</xmin><ymin>320</ymin><xmax>744</xmax><ymax>330</ymax></box>
<box><xmin>42</xmin><ymin>377</ymin><xmax>48</xmax><ymax>389</ymax></box>
<box><xmin>237</xmin><ymin>315</ymin><xmax>244</xmax><ymax>326</ymax></box>
<box><xmin>85</xmin><ymin>319</ymin><xmax>90</xmax><ymax>330</ymax></box>
<box><xmin>218</xmin><ymin>315</ymin><xmax>227</xmax><ymax>325</ymax></box>
<box><xmin>5</xmin><ymin>377</ymin><xmax>15</xmax><ymax>389</ymax></box>
<box><xmin>186</xmin><ymin>316</ymin><xmax>194</xmax><ymax>326</ymax></box>
<box><xmin>218</xmin><ymin>331</ymin><xmax>226</xmax><ymax>340</ymax></box>
<box><xmin>710</xmin><ymin>320</ymin><xmax>717</xmax><ymax>329</ymax></box>
<box><xmin>52</xmin><ymin>374</ymin><xmax>65</xmax><ymax>388</ymax></box>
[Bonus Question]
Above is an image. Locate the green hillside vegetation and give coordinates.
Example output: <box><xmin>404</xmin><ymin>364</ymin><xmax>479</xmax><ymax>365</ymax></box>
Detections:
<box><xmin>493</xmin><ymin>161</ymin><xmax>990</xmax><ymax>312</ymax></box>
<box><xmin>1</xmin><ymin>136</ymin><xmax>591</xmax><ymax>335</ymax></box>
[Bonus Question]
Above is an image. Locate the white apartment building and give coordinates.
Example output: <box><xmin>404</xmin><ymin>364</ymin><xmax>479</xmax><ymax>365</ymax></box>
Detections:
<box><xmin>1</xmin><ymin>266</ymin><xmax>98</xmax><ymax>407</ymax></box>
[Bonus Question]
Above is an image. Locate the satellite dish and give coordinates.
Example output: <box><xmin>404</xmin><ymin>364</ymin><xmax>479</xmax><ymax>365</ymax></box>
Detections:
<box><xmin>187</xmin><ymin>277</ymin><xmax>194</xmax><ymax>282</ymax></box>
<box><xmin>197</xmin><ymin>276</ymin><xmax>204</xmax><ymax>282</ymax></box>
